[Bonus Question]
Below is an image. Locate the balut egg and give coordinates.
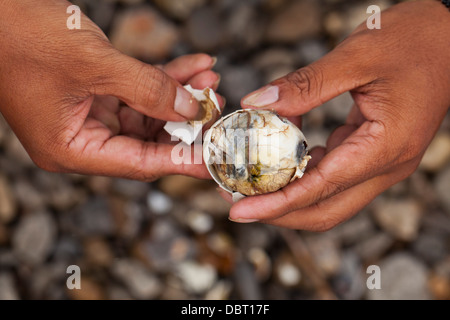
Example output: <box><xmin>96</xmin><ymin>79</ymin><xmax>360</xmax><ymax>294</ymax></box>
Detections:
<box><xmin>203</xmin><ymin>109</ymin><xmax>311</xmax><ymax>199</ymax></box>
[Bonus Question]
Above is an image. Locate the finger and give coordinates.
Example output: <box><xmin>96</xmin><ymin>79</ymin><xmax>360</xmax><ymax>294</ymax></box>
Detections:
<box><xmin>186</xmin><ymin>70</ymin><xmax>221</xmax><ymax>91</ymax></box>
<box><xmin>241</xmin><ymin>47</ymin><xmax>375</xmax><ymax>117</ymax></box>
<box><xmin>162</xmin><ymin>54</ymin><xmax>217</xmax><ymax>84</ymax></box>
<box><xmin>67</xmin><ymin>122</ymin><xmax>210</xmax><ymax>180</ymax></box>
<box><xmin>93</xmin><ymin>52</ymin><xmax>200</xmax><ymax>122</ymax></box>
<box><xmin>258</xmin><ymin>168</ymin><xmax>409</xmax><ymax>231</ymax></box>
<box><xmin>229</xmin><ymin>120</ymin><xmax>390</xmax><ymax>221</ymax></box>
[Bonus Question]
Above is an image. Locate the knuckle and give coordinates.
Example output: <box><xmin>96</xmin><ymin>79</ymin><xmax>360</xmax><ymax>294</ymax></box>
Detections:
<box><xmin>285</xmin><ymin>65</ymin><xmax>324</xmax><ymax>103</ymax></box>
<box><xmin>134</xmin><ymin>65</ymin><xmax>169</xmax><ymax>108</ymax></box>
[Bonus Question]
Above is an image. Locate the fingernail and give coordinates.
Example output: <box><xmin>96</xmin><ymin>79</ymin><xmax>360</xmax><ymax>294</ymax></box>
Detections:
<box><xmin>211</xmin><ymin>56</ymin><xmax>218</xmax><ymax>68</ymax></box>
<box><xmin>174</xmin><ymin>87</ymin><xmax>199</xmax><ymax>119</ymax></box>
<box><xmin>242</xmin><ymin>85</ymin><xmax>279</xmax><ymax>107</ymax></box>
<box><xmin>213</xmin><ymin>74</ymin><xmax>221</xmax><ymax>89</ymax></box>
<box><xmin>228</xmin><ymin>217</ymin><xmax>259</xmax><ymax>224</ymax></box>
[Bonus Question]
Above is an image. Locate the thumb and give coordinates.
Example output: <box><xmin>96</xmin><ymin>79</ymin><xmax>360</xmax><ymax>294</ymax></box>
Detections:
<box><xmin>94</xmin><ymin>52</ymin><xmax>199</xmax><ymax>122</ymax></box>
<box><xmin>241</xmin><ymin>48</ymin><xmax>373</xmax><ymax>116</ymax></box>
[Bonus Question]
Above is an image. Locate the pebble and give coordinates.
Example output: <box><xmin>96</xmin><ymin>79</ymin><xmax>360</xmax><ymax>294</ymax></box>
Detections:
<box><xmin>419</xmin><ymin>132</ymin><xmax>450</xmax><ymax>172</ymax></box>
<box><xmin>112</xmin><ymin>259</ymin><xmax>162</xmax><ymax>300</ymax></box>
<box><xmin>372</xmin><ymin>197</ymin><xmax>423</xmax><ymax>241</ymax></box>
<box><xmin>188</xmin><ymin>189</ymin><xmax>231</xmax><ymax>216</ymax></box>
<box><xmin>4</xmin><ymin>132</ymin><xmax>34</xmax><ymax>167</ymax></box>
<box><xmin>186</xmin><ymin>6</ymin><xmax>224</xmax><ymax>52</ymax></box>
<box><xmin>176</xmin><ymin>261</ymin><xmax>217</xmax><ymax>295</ymax></box>
<box><xmin>67</xmin><ymin>277</ymin><xmax>106</xmax><ymax>300</ymax></box>
<box><xmin>234</xmin><ymin>259</ymin><xmax>262</xmax><ymax>300</ymax></box>
<box><xmin>247</xmin><ymin>247</ymin><xmax>272</xmax><ymax>282</ymax></box>
<box><xmin>0</xmin><ymin>273</ymin><xmax>19</xmax><ymax>300</ymax></box>
<box><xmin>83</xmin><ymin>237</ymin><xmax>114</xmax><ymax>268</ymax></box>
<box><xmin>147</xmin><ymin>190</ymin><xmax>173</xmax><ymax>215</ymax></box>
<box><xmin>367</xmin><ymin>252</ymin><xmax>431</xmax><ymax>300</ymax></box>
<box><xmin>184</xmin><ymin>209</ymin><xmax>214</xmax><ymax>234</ymax></box>
<box><xmin>265</xmin><ymin>0</ymin><xmax>321</xmax><ymax>44</ymax></box>
<box><xmin>332</xmin><ymin>251</ymin><xmax>365</xmax><ymax>300</ymax></box>
<box><xmin>296</xmin><ymin>39</ymin><xmax>330</xmax><ymax>65</ymax></box>
<box><xmin>434</xmin><ymin>165</ymin><xmax>450</xmax><ymax>214</ymax></box>
<box><xmin>274</xmin><ymin>253</ymin><xmax>302</xmax><ymax>288</ymax></box>
<box><xmin>12</xmin><ymin>211</ymin><xmax>56</xmax><ymax>265</ymax></box>
<box><xmin>412</xmin><ymin>231</ymin><xmax>447</xmax><ymax>265</ymax></box>
<box><xmin>305</xmin><ymin>234</ymin><xmax>342</xmax><ymax>277</ymax></box>
<box><xmin>110</xmin><ymin>7</ymin><xmax>179</xmax><ymax>61</ymax></box>
<box><xmin>158</xmin><ymin>175</ymin><xmax>213</xmax><ymax>198</ymax></box>
<box><xmin>353</xmin><ymin>232</ymin><xmax>394</xmax><ymax>263</ymax></box>
<box><xmin>0</xmin><ymin>174</ymin><xmax>17</xmax><ymax>223</ymax></box>
<box><xmin>12</xmin><ymin>178</ymin><xmax>46</xmax><ymax>211</ymax></box>
<box><xmin>153</xmin><ymin>0</ymin><xmax>207</xmax><ymax>20</ymax></box>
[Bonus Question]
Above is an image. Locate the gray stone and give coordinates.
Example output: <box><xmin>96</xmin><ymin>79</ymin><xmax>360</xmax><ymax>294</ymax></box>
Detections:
<box><xmin>0</xmin><ymin>174</ymin><xmax>17</xmax><ymax>223</ymax></box>
<box><xmin>0</xmin><ymin>273</ymin><xmax>19</xmax><ymax>300</ymax></box>
<box><xmin>320</xmin><ymin>92</ymin><xmax>353</xmax><ymax>123</ymax></box>
<box><xmin>4</xmin><ymin>132</ymin><xmax>34</xmax><ymax>167</ymax></box>
<box><xmin>354</xmin><ymin>232</ymin><xmax>394</xmax><ymax>262</ymax></box>
<box><xmin>372</xmin><ymin>197</ymin><xmax>423</xmax><ymax>241</ymax></box>
<box><xmin>219</xmin><ymin>64</ymin><xmax>263</xmax><ymax>110</ymax></box>
<box><xmin>186</xmin><ymin>6</ymin><xmax>224</xmax><ymax>51</ymax></box>
<box><xmin>152</xmin><ymin>0</ymin><xmax>207</xmax><ymax>20</ymax></box>
<box><xmin>12</xmin><ymin>211</ymin><xmax>56</xmax><ymax>265</ymax></box>
<box><xmin>412</xmin><ymin>231</ymin><xmax>447</xmax><ymax>265</ymax></box>
<box><xmin>296</xmin><ymin>39</ymin><xmax>329</xmax><ymax>65</ymax></box>
<box><xmin>112</xmin><ymin>178</ymin><xmax>149</xmax><ymax>199</ymax></box>
<box><xmin>367</xmin><ymin>252</ymin><xmax>431</xmax><ymax>300</ymax></box>
<box><xmin>188</xmin><ymin>189</ymin><xmax>231</xmax><ymax>216</ymax></box>
<box><xmin>12</xmin><ymin>178</ymin><xmax>46</xmax><ymax>211</ymax></box>
<box><xmin>332</xmin><ymin>251</ymin><xmax>366</xmax><ymax>300</ymax></box>
<box><xmin>110</xmin><ymin>6</ymin><xmax>179</xmax><ymax>61</ymax></box>
<box><xmin>305</xmin><ymin>234</ymin><xmax>341</xmax><ymax>276</ymax></box>
<box><xmin>147</xmin><ymin>190</ymin><xmax>173</xmax><ymax>215</ymax></box>
<box><xmin>265</xmin><ymin>0</ymin><xmax>321</xmax><ymax>43</ymax></box>
<box><xmin>435</xmin><ymin>165</ymin><xmax>450</xmax><ymax>214</ymax></box>
<box><xmin>112</xmin><ymin>259</ymin><xmax>162</xmax><ymax>300</ymax></box>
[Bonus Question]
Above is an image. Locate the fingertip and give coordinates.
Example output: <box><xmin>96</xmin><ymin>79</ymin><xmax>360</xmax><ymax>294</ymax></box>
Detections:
<box><xmin>174</xmin><ymin>86</ymin><xmax>200</xmax><ymax>120</ymax></box>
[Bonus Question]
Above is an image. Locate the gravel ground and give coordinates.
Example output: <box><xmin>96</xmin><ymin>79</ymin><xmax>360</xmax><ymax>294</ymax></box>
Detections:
<box><xmin>0</xmin><ymin>0</ymin><xmax>449</xmax><ymax>300</ymax></box>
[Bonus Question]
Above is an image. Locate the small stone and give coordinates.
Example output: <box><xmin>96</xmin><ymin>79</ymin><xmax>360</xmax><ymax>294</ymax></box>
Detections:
<box><xmin>176</xmin><ymin>261</ymin><xmax>217</xmax><ymax>294</ymax></box>
<box><xmin>412</xmin><ymin>231</ymin><xmax>447</xmax><ymax>265</ymax></box>
<box><xmin>332</xmin><ymin>251</ymin><xmax>365</xmax><ymax>300</ymax></box>
<box><xmin>367</xmin><ymin>252</ymin><xmax>431</xmax><ymax>300</ymax></box>
<box><xmin>152</xmin><ymin>0</ymin><xmax>207</xmax><ymax>20</ymax></box>
<box><xmin>225</xmin><ymin>4</ymin><xmax>265</xmax><ymax>51</ymax></box>
<box><xmin>112</xmin><ymin>259</ymin><xmax>162</xmax><ymax>300</ymax></box>
<box><xmin>428</xmin><ymin>273</ymin><xmax>450</xmax><ymax>300</ymax></box>
<box><xmin>12</xmin><ymin>178</ymin><xmax>46</xmax><ymax>211</ymax></box>
<box><xmin>12</xmin><ymin>211</ymin><xmax>56</xmax><ymax>265</ymax></box>
<box><xmin>186</xmin><ymin>6</ymin><xmax>224</xmax><ymax>51</ymax></box>
<box><xmin>112</xmin><ymin>200</ymin><xmax>145</xmax><ymax>239</ymax></box>
<box><xmin>0</xmin><ymin>174</ymin><xmax>17</xmax><ymax>223</ymax></box>
<box><xmin>419</xmin><ymin>132</ymin><xmax>450</xmax><ymax>172</ymax></box>
<box><xmin>0</xmin><ymin>273</ymin><xmax>19</xmax><ymax>300</ymax></box>
<box><xmin>296</xmin><ymin>39</ymin><xmax>329</xmax><ymax>65</ymax></box>
<box><xmin>205</xmin><ymin>280</ymin><xmax>232</xmax><ymax>300</ymax></box>
<box><xmin>220</xmin><ymin>64</ymin><xmax>263</xmax><ymax>109</ymax></box>
<box><xmin>188</xmin><ymin>189</ymin><xmax>231</xmax><ymax>216</ymax></box>
<box><xmin>67</xmin><ymin>277</ymin><xmax>106</xmax><ymax>300</ymax></box>
<box><xmin>110</xmin><ymin>7</ymin><xmax>179</xmax><ymax>61</ymax></box>
<box><xmin>158</xmin><ymin>175</ymin><xmax>212</xmax><ymax>198</ymax></box>
<box><xmin>372</xmin><ymin>197</ymin><xmax>422</xmax><ymax>241</ymax></box>
<box><xmin>185</xmin><ymin>209</ymin><xmax>214</xmax><ymax>234</ymax></box>
<box><xmin>435</xmin><ymin>165</ymin><xmax>450</xmax><ymax>214</ymax></box>
<box><xmin>265</xmin><ymin>0</ymin><xmax>321</xmax><ymax>44</ymax></box>
<box><xmin>247</xmin><ymin>248</ymin><xmax>272</xmax><ymax>282</ymax></box>
<box><xmin>353</xmin><ymin>232</ymin><xmax>394</xmax><ymax>263</ymax></box>
<box><xmin>112</xmin><ymin>178</ymin><xmax>149</xmax><ymax>199</ymax></box>
<box><xmin>274</xmin><ymin>253</ymin><xmax>301</xmax><ymax>287</ymax></box>
<box><xmin>147</xmin><ymin>190</ymin><xmax>173</xmax><ymax>215</ymax></box>
<box><xmin>87</xmin><ymin>176</ymin><xmax>113</xmax><ymax>195</ymax></box>
<box><xmin>327</xmin><ymin>210</ymin><xmax>374</xmax><ymax>246</ymax></box>
<box><xmin>83</xmin><ymin>237</ymin><xmax>114</xmax><ymax>268</ymax></box>
<box><xmin>305</xmin><ymin>234</ymin><xmax>341</xmax><ymax>277</ymax></box>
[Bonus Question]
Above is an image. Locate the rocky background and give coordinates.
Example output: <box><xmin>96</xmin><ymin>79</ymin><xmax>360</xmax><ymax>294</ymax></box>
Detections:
<box><xmin>1</xmin><ymin>0</ymin><xmax>450</xmax><ymax>300</ymax></box>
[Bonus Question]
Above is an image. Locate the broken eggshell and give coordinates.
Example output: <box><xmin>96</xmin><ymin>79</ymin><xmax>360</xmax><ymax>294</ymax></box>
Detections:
<box><xmin>164</xmin><ymin>85</ymin><xmax>221</xmax><ymax>145</ymax></box>
<box><xmin>203</xmin><ymin>110</ymin><xmax>311</xmax><ymax>202</ymax></box>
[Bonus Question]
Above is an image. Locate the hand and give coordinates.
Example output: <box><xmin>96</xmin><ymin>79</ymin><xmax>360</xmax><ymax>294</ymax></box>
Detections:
<box><xmin>225</xmin><ymin>0</ymin><xmax>450</xmax><ymax>230</ymax></box>
<box><xmin>0</xmin><ymin>0</ymin><xmax>223</xmax><ymax>181</ymax></box>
